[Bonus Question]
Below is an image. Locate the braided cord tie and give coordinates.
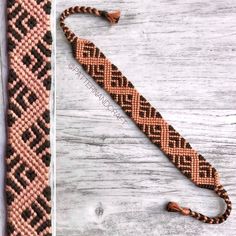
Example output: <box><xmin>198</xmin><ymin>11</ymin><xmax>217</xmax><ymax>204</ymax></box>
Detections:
<box><xmin>6</xmin><ymin>0</ymin><xmax>52</xmax><ymax>235</ymax></box>
<box><xmin>60</xmin><ymin>6</ymin><xmax>232</xmax><ymax>224</ymax></box>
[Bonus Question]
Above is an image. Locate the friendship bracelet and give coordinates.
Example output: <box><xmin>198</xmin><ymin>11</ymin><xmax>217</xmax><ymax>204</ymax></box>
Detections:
<box><xmin>6</xmin><ymin>0</ymin><xmax>52</xmax><ymax>235</ymax></box>
<box><xmin>60</xmin><ymin>6</ymin><xmax>232</xmax><ymax>224</ymax></box>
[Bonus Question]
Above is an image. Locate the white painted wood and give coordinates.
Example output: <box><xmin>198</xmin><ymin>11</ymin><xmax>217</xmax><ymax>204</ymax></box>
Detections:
<box><xmin>56</xmin><ymin>0</ymin><xmax>236</xmax><ymax>235</ymax></box>
<box><xmin>50</xmin><ymin>1</ymin><xmax>57</xmax><ymax>235</ymax></box>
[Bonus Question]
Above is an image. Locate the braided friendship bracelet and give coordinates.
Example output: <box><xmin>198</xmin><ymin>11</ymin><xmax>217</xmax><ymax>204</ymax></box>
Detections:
<box><xmin>60</xmin><ymin>6</ymin><xmax>232</xmax><ymax>224</ymax></box>
<box><xmin>6</xmin><ymin>0</ymin><xmax>52</xmax><ymax>235</ymax></box>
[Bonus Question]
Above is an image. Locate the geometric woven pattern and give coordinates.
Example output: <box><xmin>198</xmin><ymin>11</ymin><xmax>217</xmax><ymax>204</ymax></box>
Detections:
<box><xmin>75</xmin><ymin>39</ymin><xmax>218</xmax><ymax>189</ymax></box>
<box><xmin>6</xmin><ymin>0</ymin><xmax>52</xmax><ymax>235</ymax></box>
<box><xmin>60</xmin><ymin>6</ymin><xmax>231</xmax><ymax>224</ymax></box>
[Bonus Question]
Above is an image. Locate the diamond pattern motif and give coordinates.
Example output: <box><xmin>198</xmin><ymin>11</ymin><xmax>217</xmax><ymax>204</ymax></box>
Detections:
<box><xmin>73</xmin><ymin>39</ymin><xmax>218</xmax><ymax>189</ymax></box>
<box><xmin>6</xmin><ymin>0</ymin><xmax>52</xmax><ymax>235</ymax></box>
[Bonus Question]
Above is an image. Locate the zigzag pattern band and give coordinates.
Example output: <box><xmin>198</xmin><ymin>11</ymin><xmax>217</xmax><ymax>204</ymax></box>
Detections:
<box><xmin>60</xmin><ymin>6</ymin><xmax>232</xmax><ymax>224</ymax></box>
<box><xmin>6</xmin><ymin>0</ymin><xmax>52</xmax><ymax>235</ymax></box>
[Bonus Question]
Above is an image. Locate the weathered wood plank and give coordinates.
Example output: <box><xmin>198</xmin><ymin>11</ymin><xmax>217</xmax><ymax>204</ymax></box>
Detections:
<box><xmin>56</xmin><ymin>0</ymin><xmax>236</xmax><ymax>235</ymax></box>
<box><xmin>56</xmin><ymin>109</ymin><xmax>236</xmax><ymax>236</ymax></box>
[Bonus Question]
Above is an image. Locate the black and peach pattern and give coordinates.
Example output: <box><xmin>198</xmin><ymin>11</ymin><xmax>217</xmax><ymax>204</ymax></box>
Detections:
<box><xmin>6</xmin><ymin>0</ymin><xmax>52</xmax><ymax>235</ymax></box>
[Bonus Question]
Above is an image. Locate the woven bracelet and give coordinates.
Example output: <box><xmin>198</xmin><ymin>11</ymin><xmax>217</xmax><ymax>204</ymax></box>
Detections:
<box><xmin>59</xmin><ymin>6</ymin><xmax>232</xmax><ymax>224</ymax></box>
<box><xmin>6</xmin><ymin>0</ymin><xmax>52</xmax><ymax>235</ymax></box>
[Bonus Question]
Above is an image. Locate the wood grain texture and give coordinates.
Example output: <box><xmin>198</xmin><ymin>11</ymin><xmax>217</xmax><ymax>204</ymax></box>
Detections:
<box><xmin>56</xmin><ymin>0</ymin><xmax>236</xmax><ymax>235</ymax></box>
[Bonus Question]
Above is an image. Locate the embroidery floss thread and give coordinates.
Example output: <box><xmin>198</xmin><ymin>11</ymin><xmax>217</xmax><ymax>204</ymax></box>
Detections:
<box><xmin>60</xmin><ymin>6</ymin><xmax>232</xmax><ymax>224</ymax></box>
<box><xmin>6</xmin><ymin>0</ymin><xmax>52</xmax><ymax>235</ymax></box>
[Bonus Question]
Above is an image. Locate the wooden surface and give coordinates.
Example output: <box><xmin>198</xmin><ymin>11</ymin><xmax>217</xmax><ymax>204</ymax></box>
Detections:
<box><xmin>56</xmin><ymin>0</ymin><xmax>236</xmax><ymax>235</ymax></box>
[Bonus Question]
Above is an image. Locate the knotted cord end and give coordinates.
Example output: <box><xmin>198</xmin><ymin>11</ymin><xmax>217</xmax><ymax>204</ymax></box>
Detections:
<box><xmin>166</xmin><ymin>202</ymin><xmax>191</xmax><ymax>216</ymax></box>
<box><xmin>101</xmin><ymin>10</ymin><xmax>121</xmax><ymax>24</ymax></box>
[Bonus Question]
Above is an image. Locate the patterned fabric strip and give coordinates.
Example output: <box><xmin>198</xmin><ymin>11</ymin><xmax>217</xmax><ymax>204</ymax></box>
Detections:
<box><xmin>6</xmin><ymin>0</ymin><xmax>52</xmax><ymax>235</ymax></box>
<box><xmin>60</xmin><ymin>6</ymin><xmax>232</xmax><ymax>224</ymax></box>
